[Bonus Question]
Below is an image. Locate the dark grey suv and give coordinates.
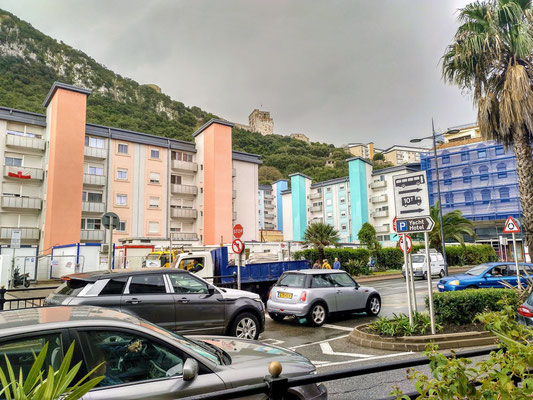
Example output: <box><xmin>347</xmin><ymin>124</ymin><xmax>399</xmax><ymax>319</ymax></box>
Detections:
<box><xmin>44</xmin><ymin>268</ymin><xmax>265</xmax><ymax>340</ymax></box>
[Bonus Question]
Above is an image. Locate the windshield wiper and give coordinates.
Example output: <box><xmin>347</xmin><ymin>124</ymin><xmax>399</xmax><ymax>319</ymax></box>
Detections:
<box><xmin>192</xmin><ymin>339</ymin><xmax>231</xmax><ymax>365</ymax></box>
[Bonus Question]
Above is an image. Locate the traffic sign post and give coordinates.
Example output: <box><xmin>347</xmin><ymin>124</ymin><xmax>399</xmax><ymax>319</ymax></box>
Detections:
<box><xmin>424</xmin><ymin>231</ymin><xmax>436</xmax><ymax>334</ymax></box>
<box><xmin>233</xmin><ymin>225</ymin><xmax>244</xmax><ymax>290</ymax></box>
<box><xmin>402</xmin><ymin>233</ymin><xmax>413</xmax><ymax>325</ymax></box>
<box><xmin>504</xmin><ymin>216</ymin><xmax>522</xmax><ymax>289</ymax></box>
<box><xmin>103</xmin><ymin>212</ymin><xmax>119</xmax><ymax>272</ymax></box>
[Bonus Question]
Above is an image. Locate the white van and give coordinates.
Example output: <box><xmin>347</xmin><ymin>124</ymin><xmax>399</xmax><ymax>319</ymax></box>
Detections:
<box><xmin>402</xmin><ymin>250</ymin><xmax>445</xmax><ymax>279</ymax></box>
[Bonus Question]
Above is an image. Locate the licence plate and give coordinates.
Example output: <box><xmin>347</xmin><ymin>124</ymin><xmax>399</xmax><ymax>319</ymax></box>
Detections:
<box><xmin>277</xmin><ymin>292</ymin><xmax>292</xmax><ymax>299</ymax></box>
<box><xmin>437</xmin><ymin>284</ymin><xmax>444</xmax><ymax>289</ymax></box>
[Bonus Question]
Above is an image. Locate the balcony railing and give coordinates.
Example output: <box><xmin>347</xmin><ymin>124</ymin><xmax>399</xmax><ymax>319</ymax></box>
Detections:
<box><xmin>309</xmin><ymin>192</ymin><xmax>322</xmax><ymax>200</ymax></box>
<box><xmin>6</xmin><ymin>134</ymin><xmax>45</xmax><ymax>151</ymax></box>
<box><xmin>232</xmin><ymin>190</ymin><xmax>237</xmax><ymax>199</ymax></box>
<box><xmin>264</xmin><ymin>213</ymin><xmax>275</xmax><ymax>220</ymax></box>
<box><xmin>375</xmin><ymin>224</ymin><xmax>390</xmax><ymax>233</ymax></box>
<box><xmin>83</xmin><ymin>174</ymin><xmax>106</xmax><ymax>186</ymax></box>
<box><xmin>1</xmin><ymin>196</ymin><xmax>41</xmax><ymax>210</ymax></box>
<box><xmin>4</xmin><ymin>165</ymin><xmax>44</xmax><ymax>181</ymax></box>
<box><xmin>81</xmin><ymin>230</ymin><xmax>104</xmax><ymax>242</ymax></box>
<box><xmin>84</xmin><ymin>146</ymin><xmax>107</xmax><ymax>159</ymax></box>
<box><xmin>371</xmin><ymin>194</ymin><xmax>388</xmax><ymax>203</ymax></box>
<box><xmin>171</xmin><ymin>232</ymin><xmax>199</xmax><ymax>241</ymax></box>
<box><xmin>264</xmin><ymin>194</ymin><xmax>274</xmax><ymax>200</ymax></box>
<box><xmin>373</xmin><ymin>210</ymin><xmax>389</xmax><ymax>218</ymax></box>
<box><xmin>310</xmin><ymin>205</ymin><xmax>323</xmax><ymax>212</ymax></box>
<box><xmin>264</xmin><ymin>223</ymin><xmax>275</xmax><ymax>230</ymax></box>
<box><xmin>370</xmin><ymin>180</ymin><xmax>387</xmax><ymax>189</ymax></box>
<box><xmin>82</xmin><ymin>202</ymin><xmax>105</xmax><ymax>213</ymax></box>
<box><xmin>171</xmin><ymin>184</ymin><xmax>198</xmax><ymax>196</ymax></box>
<box><xmin>170</xmin><ymin>208</ymin><xmax>198</xmax><ymax>219</ymax></box>
<box><xmin>232</xmin><ymin>168</ymin><xmax>236</xmax><ymax>177</ymax></box>
<box><xmin>264</xmin><ymin>203</ymin><xmax>274</xmax><ymax>209</ymax></box>
<box><xmin>0</xmin><ymin>227</ymin><xmax>40</xmax><ymax>240</ymax></box>
<box><xmin>171</xmin><ymin>160</ymin><xmax>198</xmax><ymax>172</ymax></box>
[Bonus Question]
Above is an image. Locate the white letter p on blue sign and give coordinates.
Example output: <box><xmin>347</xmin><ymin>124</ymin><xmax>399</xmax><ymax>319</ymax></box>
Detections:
<box><xmin>399</xmin><ymin>221</ymin><xmax>407</xmax><ymax>232</ymax></box>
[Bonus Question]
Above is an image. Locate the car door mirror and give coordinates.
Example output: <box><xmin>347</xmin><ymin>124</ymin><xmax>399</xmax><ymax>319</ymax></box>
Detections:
<box><xmin>183</xmin><ymin>358</ymin><xmax>199</xmax><ymax>381</ymax></box>
<box><xmin>207</xmin><ymin>285</ymin><xmax>216</xmax><ymax>296</ymax></box>
<box><xmin>485</xmin><ymin>273</ymin><xmax>492</xmax><ymax>278</ymax></box>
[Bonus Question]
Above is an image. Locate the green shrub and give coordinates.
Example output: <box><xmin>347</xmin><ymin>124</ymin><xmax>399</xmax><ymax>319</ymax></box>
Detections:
<box><xmin>370</xmin><ymin>312</ymin><xmax>443</xmax><ymax>337</ymax></box>
<box><xmin>445</xmin><ymin>244</ymin><xmax>498</xmax><ymax>266</ymax></box>
<box><xmin>293</xmin><ymin>248</ymin><xmax>370</xmax><ymax>271</ymax></box>
<box><xmin>429</xmin><ymin>288</ymin><xmax>519</xmax><ymax>325</ymax></box>
<box><xmin>345</xmin><ymin>259</ymin><xmax>370</xmax><ymax>276</ymax></box>
<box><xmin>375</xmin><ymin>248</ymin><xmax>404</xmax><ymax>271</ymax></box>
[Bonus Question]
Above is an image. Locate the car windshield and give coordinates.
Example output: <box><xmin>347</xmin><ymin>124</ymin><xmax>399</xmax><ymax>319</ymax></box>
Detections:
<box><xmin>276</xmin><ymin>273</ymin><xmax>305</xmax><ymax>288</ymax></box>
<box><xmin>53</xmin><ymin>280</ymin><xmax>87</xmax><ymax>296</ymax></box>
<box><xmin>411</xmin><ymin>255</ymin><xmax>425</xmax><ymax>263</ymax></box>
<box><xmin>146</xmin><ymin>254</ymin><xmax>159</xmax><ymax>260</ymax></box>
<box><xmin>465</xmin><ymin>263</ymin><xmax>493</xmax><ymax>276</ymax></box>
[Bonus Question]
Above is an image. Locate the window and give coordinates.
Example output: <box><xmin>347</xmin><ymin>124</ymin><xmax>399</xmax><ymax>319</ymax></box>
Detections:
<box><xmin>149</xmin><ymin>172</ymin><xmax>160</xmax><ymax>184</ymax></box>
<box><xmin>116</xmin><ymin>221</ymin><xmax>126</xmax><ymax>232</ymax></box>
<box><xmin>341</xmin><ymin>210</ymin><xmax>346</xmax><ymax>217</ymax></box>
<box><xmin>172</xmin><ymin>151</ymin><xmax>193</xmax><ymax>162</ymax></box>
<box><xmin>310</xmin><ymin>274</ymin><xmax>333</xmax><ymax>288</ymax></box>
<box><xmin>116</xmin><ymin>194</ymin><xmax>127</xmax><ymax>206</ymax></box>
<box><xmin>443</xmin><ymin>170</ymin><xmax>452</xmax><ymax>186</ymax></box>
<box><xmin>329</xmin><ymin>273</ymin><xmax>356</xmax><ymax>287</ymax></box>
<box><xmin>82</xmin><ymin>192</ymin><xmax>103</xmax><ymax>202</ymax></box>
<box><xmin>5</xmin><ymin>157</ymin><xmax>22</xmax><ymax>167</ymax></box>
<box><xmin>327</xmin><ymin>212</ymin><xmax>333</xmax><ymax>218</ymax></box>
<box><xmin>78</xmin><ymin>330</ymin><xmax>186</xmax><ymax>388</ymax></box>
<box><xmin>479</xmin><ymin>165</ymin><xmax>489</xmax><ymax>181</ymax></box>
<box><xmin>326</xmin><ymin>199</ymin><xmax>332</xmax><ymax>206</ymax></box>
<box><xmin>499</xmin><ymin>187</ymin><xmax>510</xmax><ymax>202</ymax></box>
<box><xmin>129</xmin><ymin>274</ymin><xmax>166</xmax><ymax>294</ymax></box>
<box><xmin>85</xmin><ymin>136</ymin><xmax>104</xmax><ymax>149</ymax></box>
<box><xmin>478</xmin><ymin>149</ymin><xmax>487</xmax><ymax>159</ymax></box>
<box><xmin>117</xmin><ymin>169</ymin><xmax>128</xmax><ymax>180</ymax></box>
<box><xmin>461</xmin><ymin>151</ymin><xmax>470</xmax><ymax>161</ymax></box>
<box><xmin>99</xmin><ymin>277</ymin><xmax>128</xmax><ymax>296</ymax></box>
<box><xmin>339</xmin><ymin>185</ymin><xmax>345</xmax><ymax>190</ymax></box>
<box><xmin>150</xmin><ymin>149</ymin><xmax>160</xmax><ymax>159</ymax></box>
<box><xmin>149</xmin><ymin>196</ymin><xmax>160</xmax><ymax>208</ymax></box>
<box><xmin>88</xmin><ymin>165</ymin><xmax>104</xmax><ymax>176</ymax></box>
<box><xmin>445</xmin><ymin>193</ymin><xmax>454</xmax><ymax>204</ymax></box>
<box><xmin>148</xmin><ymin>221</ymin><xmax>159</xmax><ymax>233</ymax></box>
<box><xmin>497</xmin><ymin>162</ymin><xmax>507</xmax><ymax>179</ymax></box>
<box><xmin>341</xmin><ymin>224</ymin><xmax>347</xmax><ymax>230</ymax></box>
<box><xmin>462</xmin><ymin>167</ymin><xmax>472</xmax><ymax>184</ymax></box>
<box><xmin>442</xmin><ymin>154</ymin><xmax>450</xmax><ymax>164</ymax></box>
<box><xmin>464</xmin><ymin>190</ymin><xmax>473</xmax><ymax>205</ymax></box>
<box><xmin>481</xmin><ymin>189</ymin><xmax>491</xmax><ymax>204</ymax></box>
<box><xmin>495</xmin><ymin>146</ymin><xmax>505</xmax><ymax>156</ymax></box>
<box><xmin>82</xmin><ymin>218</ymin><xmax>102</xmax><ymax>230</ymax></box>
<box><xmin>117</xmin><ymin>143</ymin><xmax>129</xmax><ymax>154</ymax></box>
<box><xmin>0</xmin><ymin>334</ymin><xmax>63</xmax><ymax>378</ymax></box>
<box><xmin>340</xmin><ymin>197</ymin><xmax>346</xmax><ymax>204</ymax></box>
<box><xmin>326</xmin><ymin>187</ymin><xmax>331</xmax><ymax>192</ymax></box>
<box><xmin>168</xmin><ymin>274</ymin><xmax>208</xmax><ymax>294</ymax></box>
<box><xmin>171</xmin><ymin>175</ymin><xmax>182</xmax><ymax>185</ymax></box>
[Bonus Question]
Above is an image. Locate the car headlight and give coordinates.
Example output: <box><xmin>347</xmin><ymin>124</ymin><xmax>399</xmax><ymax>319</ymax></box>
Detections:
<box><xmin>449</xmin><ymin>280</ymin><xmax>460</xmax><ymax>286</ymax></box>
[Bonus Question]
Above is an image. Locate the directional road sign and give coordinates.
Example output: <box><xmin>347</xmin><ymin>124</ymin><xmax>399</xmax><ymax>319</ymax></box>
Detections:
<box><xmin>399</xmin><ymin>235</ymin><xmax>413</xmax><ymax>254</ymax></box>
<box><xmin>503</xmin><ymin>216</ymin><xmax>521</xmax><ymax>234</ymax></box>
<box><xmin>393</xmin><ymin>171</ymin><xmax>430</xmax><ymax>218</ymax></box>
<box><xmin>232</xmin><ymin>239</ymin><xmax>244</xmax><ymax>254</ymax></box>
<box><xmin>397</xmin><ymin>216</ymin><xmax>435</xmax><ymax>233</ymax></box>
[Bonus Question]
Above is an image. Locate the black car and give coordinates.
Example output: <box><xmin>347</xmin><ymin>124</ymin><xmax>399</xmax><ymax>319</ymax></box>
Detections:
<box><xmin>44</xmin><ymin>268</ymin><xmax>265</xmax><ymax>340</ymax></box>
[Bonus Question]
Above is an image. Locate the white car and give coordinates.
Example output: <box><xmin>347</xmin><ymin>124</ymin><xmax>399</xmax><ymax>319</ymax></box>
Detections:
<box><xmin>402</xmin><ymin>250</ymin><xmax>446</xmax><ymax>279</ymax></box>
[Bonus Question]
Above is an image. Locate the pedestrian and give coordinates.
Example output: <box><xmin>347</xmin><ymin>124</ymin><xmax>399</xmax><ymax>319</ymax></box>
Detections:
<box><xmin>333</xmin><ymin>257</ymin><xmax>341</xmax><ymax>270</ymax></box>
<box><xmin>313</xmin><ymin>260</ymin><xmax>321</xmax><ymax>269</ymax></box>
<box><xmin>322</xmin><ymin>259</ymin><xmax>331</xmax><ymax>269</ymax></box>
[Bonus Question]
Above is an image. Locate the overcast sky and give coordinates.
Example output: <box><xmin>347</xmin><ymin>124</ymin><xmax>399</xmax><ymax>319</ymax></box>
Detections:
<box><xmin>1</xmin><ymin>0</ymin><xmax>476</xmax><ymax>148</ymax></box>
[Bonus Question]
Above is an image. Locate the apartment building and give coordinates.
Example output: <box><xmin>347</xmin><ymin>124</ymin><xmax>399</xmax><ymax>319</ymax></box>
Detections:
<box><xmin>381</xmin><ymin>145</ymin><xmax>427</xmax><ymax>166</ymax></box>
<box><xmin>421</xmin><ymin>123</ymin><xmax>523</xmax><ymax>259</ymax></box>
<box><xmin>257</xmin><ymin>179</ymin><xmax>288</xmax><ymax>234</ymax></box>
<box><xmin>0</xmin><ymin>82</ymin><xmax>260</xmax><ymax>252</ymax></box>
<box><xmin>345</xmin><ymin>142</ymin><xmax>379</xmax><ymax>159</ymax></box>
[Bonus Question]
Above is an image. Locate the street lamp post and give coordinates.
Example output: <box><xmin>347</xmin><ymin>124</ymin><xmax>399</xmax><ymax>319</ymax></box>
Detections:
<box><xmin>411</xmin><ymin>119</ymin><xmax>460</xmax><ymax>276</ymax></box>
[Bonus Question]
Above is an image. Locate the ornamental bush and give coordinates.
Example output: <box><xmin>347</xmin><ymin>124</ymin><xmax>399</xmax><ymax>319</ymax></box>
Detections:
<box><xmin>293</xmin><ymin>248</ymin><xmax>369</xmax><ymax>271</ymax></box>
<box><xmin>428</xmin><ymin>288</ymin><xmax>519</xmax><ymax>325</ymax></box>
<box><xmin>445</xmin><ymin>244</ymin><xmax>498</xmax><ymax>266</ymax></box>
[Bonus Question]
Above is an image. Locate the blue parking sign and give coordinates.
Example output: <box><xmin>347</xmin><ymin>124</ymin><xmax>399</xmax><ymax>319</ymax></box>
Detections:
<box><xmin>398</xmin><ymin>221</ymin><xmax>407</xmax><ymax>232</ymax></box>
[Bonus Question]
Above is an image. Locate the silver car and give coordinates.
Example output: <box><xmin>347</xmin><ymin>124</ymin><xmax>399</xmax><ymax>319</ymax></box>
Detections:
<box><xmin>267</xmin><ymin>270</ymin><xmax>381</xmax><ymax>326</ymax></box>
<box><xmin>0</xmin><ymin>306</ymin><xmax>327</xmax><ymax>399</ymax></box>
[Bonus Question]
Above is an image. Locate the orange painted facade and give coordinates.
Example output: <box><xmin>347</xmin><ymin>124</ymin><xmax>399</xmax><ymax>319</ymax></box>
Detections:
<box><xmin>43</xmin><ymin>88</ymin><xmax>88</xmax><ymax>253</ymax></box>
<box><xmin>202</xmin><ymin>123</ymin><xmax>233</xmax><ymax>245</ymax></box>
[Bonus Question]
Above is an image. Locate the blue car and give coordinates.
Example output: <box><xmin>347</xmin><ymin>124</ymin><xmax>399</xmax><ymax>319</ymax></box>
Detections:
<box><xmin>437</xmin><ymin>262</ymin><xmax>533</xmax><ymax>292</ymax></box>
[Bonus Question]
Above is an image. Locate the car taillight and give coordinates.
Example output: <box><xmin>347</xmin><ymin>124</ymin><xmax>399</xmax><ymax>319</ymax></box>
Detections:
<box><xmin>268</xmin><ymin>290</ymin><xmax>272</xmax><ymax>300</ymax></box>
<box><xmin>300</xmin><ymin>291</ymin><xmax>307</xmax><ymax>302</ymax></box>
<box><xmin>519</xmin><ymin>305</ymin><xmax>533</xmax><ymax>318</ymax></box>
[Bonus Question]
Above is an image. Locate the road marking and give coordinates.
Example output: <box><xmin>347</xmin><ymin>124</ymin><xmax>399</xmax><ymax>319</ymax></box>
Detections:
<box><xmin>312</xmin><ymin>351</ymin><xmax>414</xmax><ymax>368</ymax></box>
<box><xmin>261</xmin><ymin>338</ymin><xmax>285</xmax><ymax>346</ymax></box>
<box><xmin>322</xmin><ymin>324</ymin><xmax>355</xmax><ymax>332</ymax></box>
<box><xmin>288</xmin><ymin>334</ymin><xmax>349</xmax><ymax>350</ymax></box>
<box><xmin>319</xmin><ymin>342</ymin><xmax>372</xmax><ymax>358</ymax></box>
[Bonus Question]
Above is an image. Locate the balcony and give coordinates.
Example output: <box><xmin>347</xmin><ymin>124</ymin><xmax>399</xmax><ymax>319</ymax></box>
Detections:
<box><xmin>170</xmin><ymin>208</ymin><xmax>198</xmax><ymax>219</ymax></box>
<box><xmin>232</xmin><ymin>190</ymin><xmax>237</xmax><ymax>199</ymax></box>
<box><xmin>373</xmin><ymin>210</ymin><xmax>389</xmax><ymax>218</ymax></box>
<box><xmin>310</xmin><ymin>205</ymin><xmax>323</xmax><ymax>212</ymax></box>
<box><xmin>1</xmin><ymin>196</ymin><xmax>41</xmax><ymax>210</ymax></box>
<box><xmin>311</xmin><ymin>217</ymin><xmax>324</xmax><ymax>224</ymax></box>
<box><xmin>264</xmin><ymin>194</ymin><xmax>274</xmax><ymax>200</ymax></box>
<box><xmin>171</xmin><ymin>232</ymin><xmax>199</xmax><ymax>241</ymax></box>
<box><xmin>0</xmin><ymin>227</ymin><xmax>40</xmax><ymax>241</ymax></box>
<box><xmin>375</xmin><ymin>224</ymin><xmax>390</xmax><ymax>233</ymax></box>
<box><xmin>82</xmin><ymin>202</ymin><xmax>105</xmax><ymax>213</ymax></box>
<box><xmin>232</xmin><ymin>168</ymin><xmax>236</xmax><ymax>177</ymax></box>
<box><xmin>370</xmin><ymin>180</ymin><xmax>387</xmax><ymax>189</ymax></box>
<box><xmin>264</xmin><ymin>203</ymin><xmax>274</xmax><ymax>210</ymax></box>
<box><xmin>83</xmin><ymin>173</ymin><xmax>106</xmax><ymax>186</ymax></box>
<box><xmin>371</xmin><ymin>194</ymin><xmax>388</xmax><ymax>204</ymax></box>
<box><xmin>264</xmin><ymin>213</ymin><xmax>275</xmax><ymax>220</ymax></box>
<box><xmin>171</xmin><ymin>184</ymin><xmax>198</xmax><ymax>196</ymax></box>
<box><xmin>4</xmin><ymin>165</ymin><xmax>44</xmax><ymax>181</ymax></box>
<box><xmin>84</xmin><ymin>146</ymin><xmax>107</xmax><ymax>159</ymax></box>
<box><xmin>264</xmin><ymin>223</ymin><xmax>275</xmax><ymax>230</ymax></box>
<box><xmin>171</xmin><ymin>160</ymin><xmax>198</xmax><ymax>173</ymax></box>
<box><xmin>6</xmin><ymin>134</ymin><xmax>45</xmax><ymax>151</ymax></box>
<box><xmin>309</xmin><ymin>192</ymin><xmax>322</xmax><ymax>200</ymax></box>
<box><xmin>81</xmin><ymin>229</ymin><xmax>104</xmax><ymax>242</ymax></box>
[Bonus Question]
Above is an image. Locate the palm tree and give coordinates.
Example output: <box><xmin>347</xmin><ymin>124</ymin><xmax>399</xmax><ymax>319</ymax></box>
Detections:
<box><xmin>429</xmin><ymin>202</ymin><xmax>477</xmax><ymax>249</ymax></box>
<box><xmin>442</xmin><ymin>0</ymin><xmax>533</xmax><ymax>251</ymax></box>
<box><xmin>303</xmin><ymin>223</ymin><xmax>340</xmax><ymax>263</ymax></box>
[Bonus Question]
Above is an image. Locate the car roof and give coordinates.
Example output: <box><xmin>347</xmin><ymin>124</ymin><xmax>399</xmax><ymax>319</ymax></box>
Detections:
<box><xmin>285</xmin><ymin>269</ymin><xmax>346</xmax><ymax>275</ymax></box>
<box><xmin>62</xmin><ymin>267</ymin><xmax>188</xmax><ymax>281</ymax></box>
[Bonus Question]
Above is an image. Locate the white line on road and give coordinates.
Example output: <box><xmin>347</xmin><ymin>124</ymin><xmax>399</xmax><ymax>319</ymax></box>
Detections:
<box><xmin>322</xmin><ymin>324</ymin><xmax>356</xmax><ymax>332</ymax></box>
<box><xmin>312</xmin><ymin>351</ymin><xmax>414</xmax><ymax>368</ymax></box>
<box><xmin>319</xmin><ymin>342</ymin><xmax>372</xmax><ymax>358</ymax></box>
<box><xmin>288</xmin><ymin>334</ymin><xmax>349</xmax><ymax>350</ymax></box>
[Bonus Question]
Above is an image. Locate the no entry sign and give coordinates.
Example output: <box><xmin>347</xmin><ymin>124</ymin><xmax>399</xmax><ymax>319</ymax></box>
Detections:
<box><xmin>232</xmin><ymin>239</ymin><xmax>244</xmax><ymax>254</ymax></box>
<box><xmin>233</xmin><ymin>224</ymin><xmax>244</xmax><ymax>239</ymax></box>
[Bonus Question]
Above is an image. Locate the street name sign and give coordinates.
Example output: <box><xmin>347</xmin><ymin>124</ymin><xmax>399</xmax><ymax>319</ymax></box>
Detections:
<box><xmin>393</xmin><ymin>171</ymin><xmax>430</xmax><ymax>218</ymax></box>
<box><xmin>503</xmin><ymin>216</ymin><xmax>521</xmax><ymax>233</ymax></box>
<box><xmin>397</xmin><ymin>216</ymin><xmax>435</xmax><ymax>233</ymax></box>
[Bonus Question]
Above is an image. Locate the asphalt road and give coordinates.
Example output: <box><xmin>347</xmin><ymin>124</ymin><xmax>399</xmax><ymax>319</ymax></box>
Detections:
<box><xmin>259</xmin><ymin>277</ymin><xmax>462</xmax><ymax>399</ymax></box>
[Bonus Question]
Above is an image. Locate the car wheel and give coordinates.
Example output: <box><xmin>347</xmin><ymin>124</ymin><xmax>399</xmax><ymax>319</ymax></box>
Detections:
<box><xmin>466</xmin><ymin>285</ymin><xmax>478</xmax><ymax>289</ymax></box>
<box><xmin>268</xmin><ymin>312</ymin><xmax>285</xmax><ymax>322</ymax></box>
<box><xmin>306</xmin><ymin>303</ymin><xmax>327</xmax><ymax>327</ymax></box>
<box><xmin>231</xmin><ymin>312</ymin><xmax>260</xmax><ymax>340</ymax></box>
<box><xmin>366</xmin><ymin>295</ymin><xmax>381</xmax><ymax>316</ymax></box>
<box><xmin>439</xmin><ymin>270</ymin><xmax>445</xmax><ymax>278</ymax></box>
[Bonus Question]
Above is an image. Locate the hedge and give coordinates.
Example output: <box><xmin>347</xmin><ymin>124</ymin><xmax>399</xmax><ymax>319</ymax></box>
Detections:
<box><xmin>428</xmin><ymin>289</ymin><xmax>519</xmax><ymax>325</ymax></box>
<box><xmin>445</xmin><ymin>245</ymin><xmax>498</xmax><ymax>266</ymax></box>
<box><xmin>293</xmin><ymin>248</ymin><xmax>369</xmax><ymax>273</ymax></box>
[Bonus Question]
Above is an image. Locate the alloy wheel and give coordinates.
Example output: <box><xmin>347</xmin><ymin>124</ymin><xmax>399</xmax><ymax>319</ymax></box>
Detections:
<box><xmin>370</xmin><ymin>297</ymin><xmax>381</xmax><ymax>314</ymax></box>
<box><xmin>235</xmin><ymin>317</ymin><xmax>257</xmax><ymax>340</ymax></box>
<box><xmin>312</xmin><ymin>305</ymin><xmax>326</xmax><ymax>324</ymax></box>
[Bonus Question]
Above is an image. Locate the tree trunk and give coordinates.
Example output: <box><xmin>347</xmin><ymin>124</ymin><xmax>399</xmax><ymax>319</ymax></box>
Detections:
<box><xmin>318</xmin><ymin>246</ymin><xmax>324</xmax><ymax>264</ymax></box>
<box><xmin>513</xmin><ymin>131</ymin><xmax>533</xmax><ymax>257</ymax></box>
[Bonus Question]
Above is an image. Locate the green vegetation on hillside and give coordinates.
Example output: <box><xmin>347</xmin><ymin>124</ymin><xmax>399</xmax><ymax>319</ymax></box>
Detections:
<box><xmin>0</xmin><ymin>8</ymin><xmax>352</xmax><ymax>183</ymax></box>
